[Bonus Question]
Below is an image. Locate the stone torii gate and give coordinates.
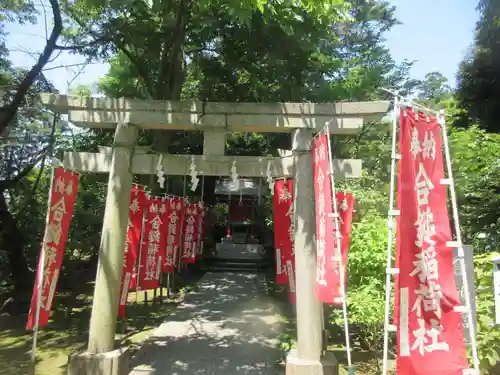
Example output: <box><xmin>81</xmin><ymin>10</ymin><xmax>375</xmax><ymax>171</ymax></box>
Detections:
<box><xmin>40</xmin><ymin>94</ymin><xmax>389</xmax><ymax>375</ymax></box>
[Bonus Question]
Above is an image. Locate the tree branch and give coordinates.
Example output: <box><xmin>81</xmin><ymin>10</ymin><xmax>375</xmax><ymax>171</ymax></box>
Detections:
<box><xmin>160</xmin><ymin>0</ymin><xmax>190</xmax><ymax>99</ymax></box>
<box><xmin>116</xmin><ymin>43</ymin><xmax>155</xmax><ymax>97</ymax></box>
<box><xmin>0</xmin><ymin>113</ymin><xmax>56</xmax><ymax>192</ymax></box>
<box><xmin>185</xmin><ymin>46</ymin><xmax>218</xmax><ymax>55</ymax></box>
<box><xmin>64</xmin><ymin>7</ymin><xmax>154</xmax><ymax>96</ymax></box>
<box><xmin>156</xmin><ymin>0</ymin><xmax>187</xmax><ymax>98</ymax></box>
<box><xmin>0</xmin><ymin>152</ymin><xmax>45</xmax><ymax>191</ymax></box>
<box><xmin>43</xmin><ymin>62</ymin><xmax>89</xmax><ymax>71</ymax></box>
<box><xmin>0</xmin><ymin>0</ymin><xmax>63</xmax><ymax>135</ymax></box>
<box><xmin>16</xmin><ymin>114</ymin><xmax>59</xmax><ymax>217</ymax></box>
<box><xmin>54</xmin><ymin>35</ymin><xmax>110</xmax><ymax>51</ymax></box>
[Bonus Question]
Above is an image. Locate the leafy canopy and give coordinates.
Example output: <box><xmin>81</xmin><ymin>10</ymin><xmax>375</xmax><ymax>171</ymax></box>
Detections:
<box><xmin>456</xmin><ymin>0</ymin><xmax>500</xmax><ymax>133</ymax></box>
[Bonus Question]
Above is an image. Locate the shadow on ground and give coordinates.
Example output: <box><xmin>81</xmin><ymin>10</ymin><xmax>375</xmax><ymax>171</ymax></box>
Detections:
<box><xmin>129</xmin><ymin>272</ymin><xmax>285</xmax><ymax>375</ymax></box>
<box><xmin>0</xmin><ymin>269</ymin><xmax>202</xmax><ymax>375</ymax></box>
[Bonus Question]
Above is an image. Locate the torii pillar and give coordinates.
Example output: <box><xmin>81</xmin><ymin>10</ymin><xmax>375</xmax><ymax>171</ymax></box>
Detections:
<box><xmin>285</xmin><ymin>128</ymin><xmax>340</xmax><ymax>375</ymax></box>
<box><xmin>87</xmin><ymin>122</ymin><xmax>138</xmax><ymax>353</ymax></box>
<box><xmin>67</xmin><ymin>122</ymin><xmax>138</xmax><ymax>375</ymax></box>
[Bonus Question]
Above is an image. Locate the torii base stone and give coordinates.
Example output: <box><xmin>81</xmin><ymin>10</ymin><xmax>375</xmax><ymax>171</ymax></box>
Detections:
<box><xmin>286</xmin><ymin>349</ymin><xmax>339</xmax><ymax>375</ymax></box>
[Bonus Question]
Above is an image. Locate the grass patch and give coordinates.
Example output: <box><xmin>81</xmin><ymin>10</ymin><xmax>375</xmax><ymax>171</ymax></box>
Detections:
<box><xmin>0</xmin><ymin>283</ymin><xmax>195</xmax><ymax>375</ymax></box>
<box><xmin>266</xmin><ymin>274</ymin><xmax>395</xmax><ymax>375</ymax></box>
<box><xmin>328</xmin><ymin>344</ymin><xmax>395</xmax><ymax>375</ymax></box>
<box><xmin>263</xmin><ymin>272</ymin><xmax>297</xmax><ymax>356</ymax></box>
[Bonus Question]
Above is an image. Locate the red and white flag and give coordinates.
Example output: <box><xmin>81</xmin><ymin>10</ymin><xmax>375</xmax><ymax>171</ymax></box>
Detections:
<box><xmin>195</xmin><ymin>206</ymin><xmax>207</xmax><ymax>259</ymax></box>
<box><xmin>27</xmin><ymin>168</ymin><xmax>79</xmax><ymax>330</ymax></box>
<box><xmin>181</xmin><ymin>203</ymin><xmax>199</xmax><ymax>264</ymax></box>
<box><xmin>118</xmin><ymin>184</ymin><xmax>147</xmax><ymax>318</ymax></box>
<box><xmin>273</xmin><ymin>180</ymin><xmax>295</xmax><ymax>301</ymax></box>
<box><xmin>312</xmin><ymin>133</ymin><xmax>356</xmax><ymax>304</ymax></box>
<box><xmin>394</xmin><ymin>108</ymin><xmax>468</xmax><ymax>375</ymax></box>
<box><xmin>163</xmin><ymin>196</ymin><xmax>185</xmax><ymax>272</ymax></box>
<box><xmin>312</xmin><ymin>133</ymin><xmax>338</xmax><ymax>303</ymax></box>
<box><xmin>335</xmin><ymin>192</ymin><xmax>355</xmax><ymax>303</ymax></box>
<box><xmin>138</xmin><ymin>197</ymin><xmax>168</xmax><ymax>290</ymax></box>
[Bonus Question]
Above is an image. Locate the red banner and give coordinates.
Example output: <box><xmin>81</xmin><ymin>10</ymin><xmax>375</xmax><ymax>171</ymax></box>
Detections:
<box><xmin>195</xmin><ymin>206</ymin><xmax>206</xmax><ymax>259</ymax></box>
<box><xmin>286</xmin><ymin>180</ymin><xmax>296</xmax><ymax>303</ymax></box>
<box><xmin>27</xmin><ymin>168</ymin><xmax>79</xmax><ymax>330</ymax></box>
<box><xmin>395</xmin><ymin>108</ymin><xmax>468</xmax><ymax>375</ymax></box>
<box><xmin>312</xmin><ymin>133</ymin><xmax>356</xmax><ymax>304</ymax></box>
<box><xmin>118</xmin><ymin>184</ymin><xmax>147</xmax><ymax>318</ymax></box>
<box><xmin>163</xmin><ymin>197</ymin><xmax>185</xmax><ymax>272</ymax></box>
<box><xmin>312</xmin><ymin>133</ymin><xmax>338</xmax><ymax>303</ymax></box>
<box><xmin>138</xmin><ymin>197</ymin><xmax>168</xmax><ymax>290</ymax></box>
<box><xmin>181</xmin><ymin>203</ymin><xmax>199</xmax><ymax>264</ymax></box>
<box><xmin>273</xmin><ymin>180</ymin><xmax>294</xmax><ymax>291</ymax></box>
<box><xmin>336</xmin><ymin>192</ymin><xmax>355</xmax><ymax>302</ymax></box>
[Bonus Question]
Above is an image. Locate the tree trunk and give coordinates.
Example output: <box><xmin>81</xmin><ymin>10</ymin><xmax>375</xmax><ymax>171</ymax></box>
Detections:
<box><xmin>151</xmin><ymin>0</ymin><xmax>190</xmax><ymax>153</ymax></box>
<box><xmin>0</xmin><ymin>191</ymin><xmax>33</xmax><ymax>312</ymax></box>
<box><xmin>0</xmin><ymin>0</ymin><xmax>62</xmax><ymax>135</ymax></box>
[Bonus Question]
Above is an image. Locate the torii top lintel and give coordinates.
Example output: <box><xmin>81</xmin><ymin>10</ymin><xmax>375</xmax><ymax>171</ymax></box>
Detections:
<box><xmin>40</xmin><ymin>94</ymin><xmax>390</xmax><ymax>134</ymax></box>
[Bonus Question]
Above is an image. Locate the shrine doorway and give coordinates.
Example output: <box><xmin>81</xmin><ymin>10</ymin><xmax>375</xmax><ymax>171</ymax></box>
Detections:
<box><xmin>205</xmin><ymin>177</ymin><xmax>274</xmax><ymax>271</ymax></box>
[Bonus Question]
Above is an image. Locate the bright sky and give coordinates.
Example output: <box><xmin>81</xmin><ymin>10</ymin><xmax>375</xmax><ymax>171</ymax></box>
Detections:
<box><xmin>4</xmin><ymin>0</ymin><xmax>479</xmax><ymax>94</ymax></box>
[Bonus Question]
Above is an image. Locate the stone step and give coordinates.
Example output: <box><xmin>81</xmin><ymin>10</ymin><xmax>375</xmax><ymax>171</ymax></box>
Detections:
<box><xmin>203</xmin><ymin>258</ymin><xmax>271</xmax><ymax>273</ymax></box>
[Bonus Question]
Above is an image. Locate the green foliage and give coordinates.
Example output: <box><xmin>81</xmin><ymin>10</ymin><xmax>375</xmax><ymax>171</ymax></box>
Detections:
<box><xmin>64</xmin><ymin>0</ymin><xmax>352</xmax><ymax>103</ymax></box>
<box><xmin>0</xmin><ymin>0</ymin><xmax>37</xmax><ymax>24</ymax></box>
<box><xmin>78</xmin><ymin>0</ymin><xmax>413</xmax><ymax>106</ymax></box>
<box><xmin>472</xmin><ymin>252</ymin><xmax>500</xmax><ymax>373</ymax></box>
<box><xmin>348</xmin><ymin>215</ymin><xmax>387</xmax><ymax>287</ymax></box>
<box><xmin>278</xmin><ymin>330</ymin><xmax>297</xmax><ymax>353</ymax></box>
<box><xmin>449</xmin><ymin>125</ymin><xmax>500</xmax><ymax>251</ymax></box>
<box><xmin>6</xmin><ymin>167</ymin><xmax>106</xmax><ymax>275</ymax></box>
<box><xmin>191</xmin><ymin>0</ymin><xmax>410</xmax><ymax>104</ymax></box>
<box><xmin>226</xmin><ymin>132</ymin><xmax>270</xmax><ymax>156</ymax></box>
<box><xmin>331</xmin><ymin>211</ymin><xmax>388</xmax><ymax>350</ymax></box>
<box><xmin>456</xmin><ymin>0</ymin><xmax>500</xmax><ymax>133</ymax></box>
<box><xmin>414</xmin><ymin>71</ymin><xmax>452</xmax><ymax>107</ymax></box>
<box><xmin>0</xmin><ymin>1</ymin><xmax>37</xmax><ymax>74</ymax></box>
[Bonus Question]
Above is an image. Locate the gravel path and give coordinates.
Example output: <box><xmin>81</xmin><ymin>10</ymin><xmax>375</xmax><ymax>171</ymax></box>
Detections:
<box><xmin>129</xmin><ymin>272</ymin><xmax>285</xmax><ymax>375</ymax></box>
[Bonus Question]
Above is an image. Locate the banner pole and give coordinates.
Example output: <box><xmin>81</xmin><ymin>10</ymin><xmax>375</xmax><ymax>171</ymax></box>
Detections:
<box><xmin>164</xmin><ymin>176</ymin><xmax>172</xmax><ymax>296</ymax></box>
<box><xmin>177</xmin><ymin>170</ymin><xmax>188</xmax><ymax>273</ymax></box>
<box><xmin>135</xmin><ymin>207</ymin><xmax>147</xmax><ymax>304</ymax></box>
<box><xmin>199</xmin><ymin>174</ymin><xmax>205</xmax><ymax>258</ymax></box>
<box><xmin>325</xmin><ymin>123</ymin><xmax>353</xmax><ymax>374</ymax></box>
<box><xmin>438</xmin><ymin>110</ymin><xmax>480</xmax><ymax>374</ymax></box>
<box><xmin>380</xmin><ymin>87</ymin><xmax>441</xmax><ymax>116</ymax></box>
<box><xmin>31</xmin><ymin>165</ymin><xmax>56</xmax><ymax>363</ymax></box>
<box><xmin>381</xmin><ymin>96</ymin><xmax>400</xmax><ymax>375</ymax></box>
